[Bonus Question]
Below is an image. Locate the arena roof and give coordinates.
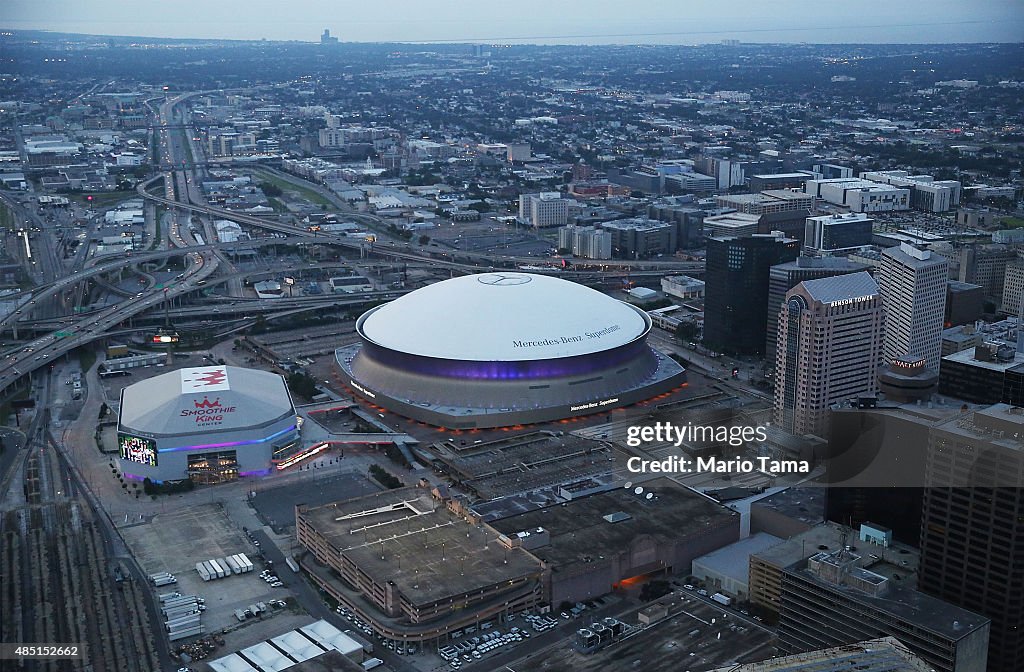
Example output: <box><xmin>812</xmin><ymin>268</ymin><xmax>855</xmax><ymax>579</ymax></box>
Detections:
<box><xmin>358</xmin><ymin>272</ymin><xmax>649</xmax><ymax>361</ymax></box>
<box><xmin>118</xmin><ymin>366</ymin><xmax>295</xmax><ymax>437</ymax></box>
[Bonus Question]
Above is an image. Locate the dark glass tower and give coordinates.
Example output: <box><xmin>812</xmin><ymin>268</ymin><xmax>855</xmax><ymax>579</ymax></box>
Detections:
<box><xmin>703</xmin><ymin>233</ymin><xmax>799</xmax><ymax>356</ymax></box>
<box><xmin>918</xmin><ymin>405</ymin><xmax>1024</xmax><ymax>672</ymax></box>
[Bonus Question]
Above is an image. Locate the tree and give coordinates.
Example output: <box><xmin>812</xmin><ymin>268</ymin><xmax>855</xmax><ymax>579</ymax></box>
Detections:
<box><xmin>287</xmin><ymin>372</ymin><xmax>319</xmax><ymax>400</ymax></box>
<box><xmin>260</xmin><ymin>182</ymin><xmax>283</xmax><ymax>198</ymax></box>
<box><xmin>369</xmin><ymin>464</ymin><xmax>403</xmax><ymax>489</ymax></box>
<box><xmin>418</xmin><ymin>234</ymin><xmax>431</xmax><ymax>245</ymax></box>
<box><xmin>674</xmin><ymin>321</ymin><xmax>700</xmax><ymax>342</ymax></box>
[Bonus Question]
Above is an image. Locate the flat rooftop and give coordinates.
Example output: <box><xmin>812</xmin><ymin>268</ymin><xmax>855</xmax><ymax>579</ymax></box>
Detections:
<box><xmin>761</xmin><ymin>189</ymin><xmax>814</xmax><ymax>201</ymax></box>
<box><xmin>709</xmin><ymin>636</ymin><xmax>934</xmax><ymax>672</ymax></box>
<box><xmin>751</xmin><ymin>172</ymin><xmax>815</xmax><ymax>180</ymax></box>
<box><xmin>693</xmin><ymin>533</ymin><xmax>784</xmax><ymax>584</ymax></box>
<box><xmin>491</xmin><ymin>477</ymin><xmax>737</xmax><ymax>570</ymax></box>
<box><xmin>298</xmin><ymin>487</ymin><xmax>543</xmax><ymax>606</ymax></box>
<box><xmin>750</xmin><ymin>487</ymin><xmax>825</xmax><ymax>528</ymax></box>
<box><xmin>942</xmin><ymin>347</ymin><xmax>1024</xmax><ymax>372</ymax></box>
<box><xmin>434</xmin><ymin>431</ymin><xmax>613</xmax><ymax>499</ymax></box>
<box><xmin>753</xmin><ymin>522</ymin><xmax>919</xmax><ymax>581</ymax></box>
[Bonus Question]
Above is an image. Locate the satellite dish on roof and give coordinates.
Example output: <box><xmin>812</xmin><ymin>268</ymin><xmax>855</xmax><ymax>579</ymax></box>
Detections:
<box><xmin>634</xmin><ymin>486</ymin><xmax>644</xmax><ymax>495</ymax></box>
<box><xmin>624</xmin><ymin>481</ymin><xmax>633</xmax><ymax>490</ymax></box>
<box><xmin>645</xmin><ymin>493</ymin><xmax>654</xmax><ymax>500</ymax></box>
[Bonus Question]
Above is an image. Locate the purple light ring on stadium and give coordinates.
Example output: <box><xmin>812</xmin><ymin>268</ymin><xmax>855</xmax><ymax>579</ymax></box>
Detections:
<box><xmin>155</xmin><ymin>424</ymin><xmax>297</xmax><ymax>454</ymax></box>
<box><xmin>358</xmin><ymin>339</ymin><xmax>654</xmax><ymax>380</ymax></box>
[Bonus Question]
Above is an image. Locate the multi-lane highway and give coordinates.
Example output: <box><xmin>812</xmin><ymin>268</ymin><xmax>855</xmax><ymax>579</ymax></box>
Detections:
<box><xmin>0</xmin><ymin>89</ymin><xmax>705</xmax><ymax>397</ymax></box>
<box><xmin>0</xmin><ymin>247</ymin><xmax>217</xmax><ymax>391</ymax></box>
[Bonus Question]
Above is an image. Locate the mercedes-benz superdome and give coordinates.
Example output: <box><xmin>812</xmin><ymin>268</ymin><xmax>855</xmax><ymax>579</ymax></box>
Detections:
<box><xmin>335</xmin><ymin>272</ymin><xmax>687</xmax><ymax>428</ymax></box>
<box><xmin>117</xmin><ymin>365</ymin><xmax>300</xmax><ymax>484</ymax></box>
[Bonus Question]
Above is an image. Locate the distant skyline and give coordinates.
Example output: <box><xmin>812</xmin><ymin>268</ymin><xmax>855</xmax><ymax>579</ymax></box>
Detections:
<box><xmin>4</xmin><ymin>0</ymin><xmax>1024</xmax><ymax>45</ymax></box>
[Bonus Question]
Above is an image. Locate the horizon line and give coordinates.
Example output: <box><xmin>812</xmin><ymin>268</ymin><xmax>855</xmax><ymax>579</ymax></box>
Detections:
<box><xmin>3</xmin><ymin>21</ymin><xmax>1024</xmax><ymax>47</ymax></box>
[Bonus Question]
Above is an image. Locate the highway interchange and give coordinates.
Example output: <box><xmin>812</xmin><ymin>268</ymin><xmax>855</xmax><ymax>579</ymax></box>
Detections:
<box><xmin>1</xmin><ymin>91</ymin><xmax>704</xmax><ymax>400</ymax></box>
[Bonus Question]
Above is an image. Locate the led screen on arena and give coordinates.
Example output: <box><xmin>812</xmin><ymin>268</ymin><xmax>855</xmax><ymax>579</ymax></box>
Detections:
<box><xmin>119</xmin><ymin>433</ymin><xmax>158</xmax><ymax>467</ymax></box>
<box><xmin>116</xmin><ymin>365</ymin><xmax>300</xmax><ymax>482</ymax></box>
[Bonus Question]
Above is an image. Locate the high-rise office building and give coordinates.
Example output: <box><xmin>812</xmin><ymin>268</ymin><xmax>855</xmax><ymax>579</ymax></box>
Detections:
<box><xmin>765</xmin><ymin>256</ymin><xmax>871</xmax><ymax>360</ymax></box>
<box><xmin>774</xmin><ymin>272</ymin><xmax>885</xmax><ymax>437</ymax></box>
<box><xmin>945</xmin><ymin>281</ymin><xmax>985</xmax><ymax>327</ymax></box>
<box><xmin>918</xmin><ymin>404</ymin><xmax>1024</xmax><ymax>672</ymax></box>
<box><xmin>704</xmin><ymin>233</ymin><xmax>800</xmax><ymax>356</ymax></box>
<box><xmin>879</xmin><ymin>243</ymin><xmax>948</xmax><ymax>372</ymax></box>
<box><xmin>1000</xmin><ymin>258</ymin><xmax>1024</xmax><ymax>317</ymax></box>
<box><xmin>958</xmin><ymin>244</ymin><xmax>1016</xmax><ymax>301</ymax></box>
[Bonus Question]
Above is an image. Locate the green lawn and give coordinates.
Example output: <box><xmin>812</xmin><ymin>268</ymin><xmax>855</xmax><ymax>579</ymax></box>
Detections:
<box><xmin>0</xmin><ymin>200</ymin><xmax>14</xmax><ymax>230</ymax></box>
<box><xmin>69</xmin><ymin>191</ymin><xmax>135</xmax><ymax>208</ymax></box>
<box><xmin>1000</xmin><ymin>216</ymin><xmax>1024</xmax><ymax>229</ymax></box>
<box><xmin>252</xmin><ymin>169</ymin><xmax>335</xmax><ymax>209</ymax></box>
<box><xmin>180</xmin><ymin>128</ymin><xmax>195</xmax><ymax>165</ymax></box>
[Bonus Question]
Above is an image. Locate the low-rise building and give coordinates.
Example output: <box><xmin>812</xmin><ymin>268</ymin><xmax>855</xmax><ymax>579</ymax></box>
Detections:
<box><xmin>602</xmin><ymin>218</ymin><xmax>676</xmax><ymax>258</ymax></box>
<box><xmin>519</xmin><ymin>192</ymin><xmax>570</xmax><ymax>228</ymax></box>
<box><xmin>691</xmin><ymin>533</ymin><xmax>784</xmax><ymax>599</ymax></box>
<box><xmin>861</xmin><ymin>171</ymin><xmax>961</xmax><ymax>213</ymax></box>
<box><xmin>661</xmin><ymin>275</ymin><xmax>705</xmax><ymax>300</ymax></box>
<box><xmin>715</xmin><ymin>190</ymin><xmax>814</xmax><ymax>215</ymax></box>
<box><xmin>938</xmin><ymin>342</ymin><xmax>1024</xmax><ymax>404</ymax></box>
<box><xmin>490</xmin><ymin>477</ymin><xmax>740</xmax><ymax>606</ymax></box>
<box><xmin>329</xmin><ymin>276</ymin><xmax>373</xmax><ymax>293</ymax></box>
<box><xmin>804</xmin><ymin>178</ymin><xmax>910</xmax><ymax>212</ymax></box>
<box><xmin>941</xmin><ymin>324</ymin><xmax>982</xmax><ymax>357</ymax></box>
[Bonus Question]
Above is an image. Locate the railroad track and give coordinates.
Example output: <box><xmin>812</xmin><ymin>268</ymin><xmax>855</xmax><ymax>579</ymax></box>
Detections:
<box><xmin>1</xmin><ymin>449</ymin><xmax>161</xmax><ymax>671</ymax></box>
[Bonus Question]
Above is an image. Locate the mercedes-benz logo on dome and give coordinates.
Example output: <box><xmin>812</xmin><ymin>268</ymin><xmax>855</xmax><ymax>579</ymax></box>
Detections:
<box><xmin>476</xmin><ymin>273</ymin><xmax>532</xmax><ymax>286</ymax></box>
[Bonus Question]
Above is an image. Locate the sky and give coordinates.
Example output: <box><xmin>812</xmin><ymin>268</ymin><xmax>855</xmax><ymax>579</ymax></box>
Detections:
<box><xmin>4</xmin><ymin>0</ymin><xmax>1024</xmax><ymax>45</ymax></box>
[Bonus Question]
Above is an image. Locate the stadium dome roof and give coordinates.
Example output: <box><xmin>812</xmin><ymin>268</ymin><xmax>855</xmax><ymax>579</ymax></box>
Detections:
<box><xmin>118</xmin><ymin>366</ymin><xmax>295</xmax><ymax>436</ymax></box>
<box><xmin>358</xmin><ymin>272</ymin><xmax>649</xmax><ymax>362</ymax></box>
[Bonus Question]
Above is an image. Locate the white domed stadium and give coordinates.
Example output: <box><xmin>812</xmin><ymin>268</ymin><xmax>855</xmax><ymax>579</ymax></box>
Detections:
<box><xmin>117</xmin><ymin>365</ymin><xmax>300</xmax><ymax>484</ymax></box>
<box><xmin>336</xmin><ymin>272</ymin><xmax>687</xmax><ymax>428</ymax></box>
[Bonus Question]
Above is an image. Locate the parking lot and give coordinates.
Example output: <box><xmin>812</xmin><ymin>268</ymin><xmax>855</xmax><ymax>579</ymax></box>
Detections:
<box><xmin>331</xmin><ymin>602</ymin><xmax>554</xmax><ymax>672</ymax></box>
<box><xmin>435</xmin><ymin>616</ymin><xmax>538</xmax><ymax>671</ymax></box>
<box><xmin>427</xmin><ymin>217</ymin><xmax>554</xmax><ymax>257</ymax></box>
<box><xmin>250</xmin><ymin>470</ymin><xmax>381</xmax><ymax>532</ymax></box>
<box><xmin>522</xmin><ymin>592</ymin><xmax>775</xmax><ymax>672</ymax></box>
<box><xmin>121</xmin><ymin>502</ymin><xmax>293</xmax><ymax>633</ymax></box>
